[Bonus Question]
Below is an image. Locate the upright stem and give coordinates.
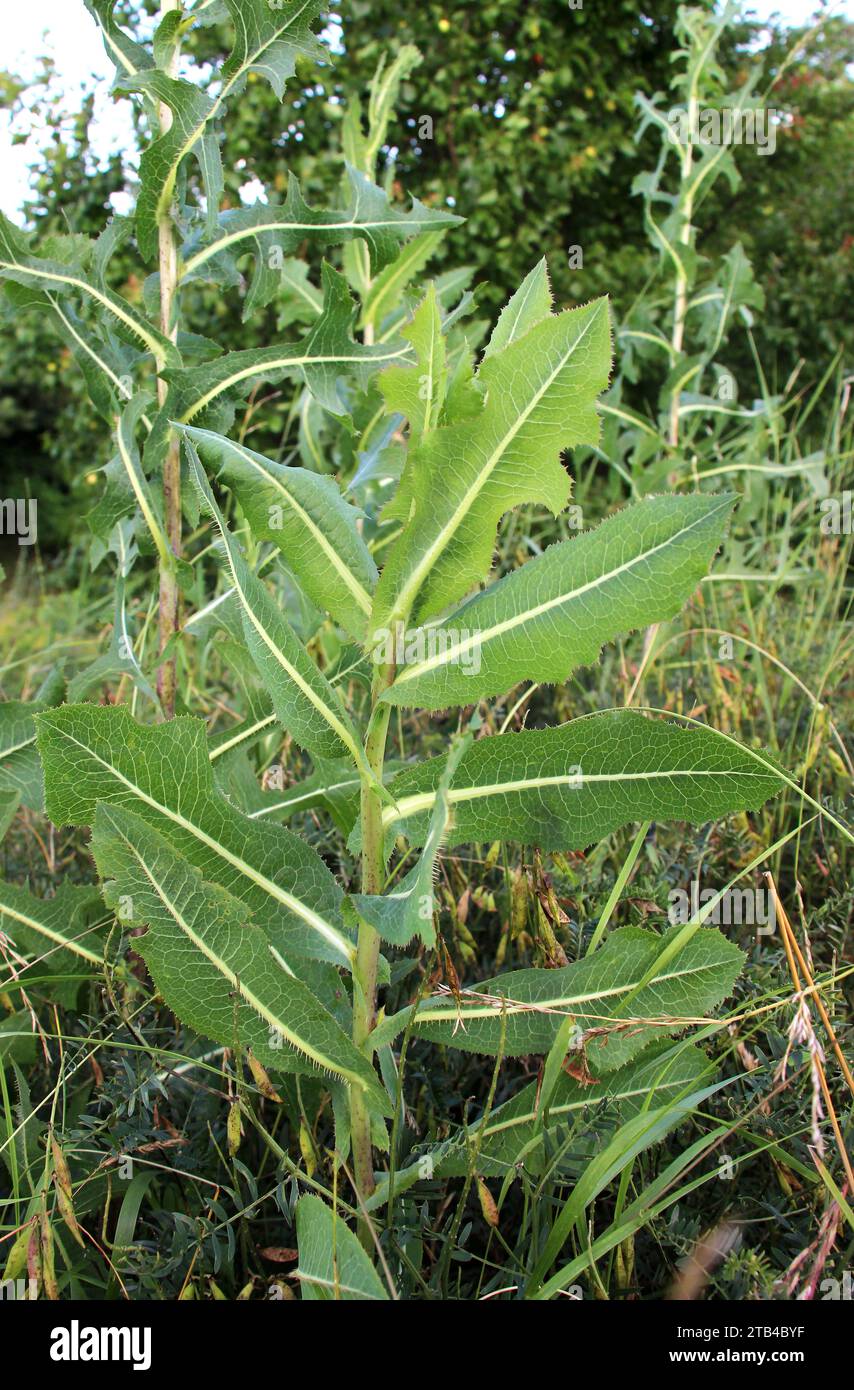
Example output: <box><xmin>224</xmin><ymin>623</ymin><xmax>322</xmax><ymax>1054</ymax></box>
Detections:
<box><xmin>350</xmin><ymin>661</ymin><xmax>394</xmax><ymax>1241</ymax></box>
<box><xmin>156</xmin><ymin>0</ymin><xmax>183</xmax><ymax>717</ymax></box>
<box><xmin>668</xmin><ymin>89</ymin><xmax>697</xmax><ymax>451</ymax></box>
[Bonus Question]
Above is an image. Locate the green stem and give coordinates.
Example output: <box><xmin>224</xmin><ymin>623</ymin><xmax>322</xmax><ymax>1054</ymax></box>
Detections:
<box><xmin>668</xmin><ymin>83</ymin><xmax>697</xmax><ymax>451</ymax></box>
<box><xmin>350</xmin><ymin>661</ymin><xmax>394</xmax><ymax>1245</ymax></box>
<box><xmin>156</xmin><ymin>0</ymin><xmax>183</xmax><ymax>718</ymax></box>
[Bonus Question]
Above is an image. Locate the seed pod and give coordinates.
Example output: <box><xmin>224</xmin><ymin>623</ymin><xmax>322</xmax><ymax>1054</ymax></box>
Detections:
<box><xmin>51</xmin><ymin>1134</ymin><xmax>85</xmax><ymax>1248</ymax></box>
<box><xmin>40</xmin><ymin>1204</ymin><xmax>58</xmax><ymax>1301</ymax></box>
<box><xmin>3</xmin><ymin>1223</ymin><xmax>32</xmax><ymax>1283</ymax></box>
<box><xmin>299</xmin><ymin>1120</ymin><xmax>316</xmax><ymax>1178</ymax></box>
<box><xmin>477</xmin><ymin>1177</ymin><xmax>499</xmax><ymax>1229</ymax></box>
<box><xmin>227</xmin><ymin>1101</ymin><xmax>243</xmax><ymax>1158</ymax></box>
<box><xmin>247</xmin><ymin>1053</ymin><xmax>282</xmax><ymax>1103</ymax></box>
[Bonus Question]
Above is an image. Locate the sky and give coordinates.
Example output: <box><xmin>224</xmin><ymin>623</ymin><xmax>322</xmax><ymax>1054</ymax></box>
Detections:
<box><xmin>1</xmin><ymin>0</ymin><xmax>851</xmax><ymax>223</ymax></box>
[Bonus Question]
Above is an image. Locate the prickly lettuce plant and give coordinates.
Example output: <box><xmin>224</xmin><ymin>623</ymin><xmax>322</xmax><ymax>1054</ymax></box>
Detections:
<box><xmin>0</xmin><ymin>1</ymin><xmax>790</xmax><ymax>1292</ymax></box>
<box><xmin>601</xmin><ymin>2</ymin><xmax>783</xmax><ymax>486</ymax></box>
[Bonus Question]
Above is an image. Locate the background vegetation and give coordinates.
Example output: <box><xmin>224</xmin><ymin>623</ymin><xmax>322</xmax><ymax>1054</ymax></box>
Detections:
<box><xmin>0</xmin><ymin>0</ymin><xmax>852</xmax><ymax>1302</ymax></box>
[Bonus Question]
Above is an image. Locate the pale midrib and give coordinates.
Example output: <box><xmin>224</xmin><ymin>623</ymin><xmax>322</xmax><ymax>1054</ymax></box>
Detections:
<box><xmin>117</xmin><ymin>825</ymin><xmax>366</xmax><ymax>1087</ymax></box>
<box><xmin>391</xmin><ymin>304</ymin><xmax>604</xmax><ymax>623</ymax></box>
<box><xmin>0</xmin><ymin>258</ymin><xmax>168</xmax><ymax>367</ymax></box>
<box><xmin>1</xmin><ymin>735</ymin><xmax>36</xmax><ymax>759</ymax></box>
<box><xmin>183</xmin><ymin>212</ymin><xmax>444</xmax><ymax>279</ymax></box>
<box><xmin>394</xmin><ymin>503</ymin><xmax>728</xmax><ymax>682</ymax></box>
<box><xmin>0</xmin><ymin>898</ymin><xmax>102</xmax><ymax>965</ymax></box>
<box><xmin>406</xmin><ymin>957</ymin><xmax>722</xmax><ymax>1024</ymax></box>
<box><xmin>218</xmin><ymin>515</ymin><xmax>361</xmax><ymax>764</ymax></box>
<box><xmin>97</xmin><ymin>21</ymin><xmax>138</xmax><ymax>77</ymax></box>
<box><xmin>209</xmin><ymin>713</ymin><xmax>278</xmax><ymax>762</ymax></box>
<box><xmin>46</xmin><ymin>293</ymin><xmax>134</xmax><ymax>402</ymax></box>
<box><xmin>382</xmin><ymin>767</ymin><xmax>772</xmax><ymax>829</ymax></box>
<box><xmin>369</xmin><ymin>234</ymin><xmax>441</xmax><ymax>323</ymax></box>
<box><xmin>491</xmin><ymin>272</ymin><xmax>542</xmax><ymax>353</ymax></box>
<box><xmin>115</xmin><ymin>419</ymin><xmax>171</xmax><ymax>566</ymax></box>
<box><xmin>158</xmin><ymin>0</ymin><xmax>318</xmax><ymax>224</ymax></box>
<box><xmin>215</xmin><ymin>438</ymin><xmax>373</xmax><ymax>617</ymax></box>
<box><xmin>180</xmin><ymin>342</ymin><xmax>410</xmax><ymax>423</ymax></box>
<box><xmin>248</xmin><ymin>777</ymin><xmax>359</xmax><ymax>819</ymax></box>
<box><xmin>418</xmin><ymin>309</ymin><xmax>439</xmax><ymax>437</ymax></box>
<box><xmin>50</xmin><ymin>725</ymin><xmax>353</xmax><ymax>965</ymax></box>
<box><xmin>477</xmin><ymin>1076</ymin><xmax>695</xmax><ymax>1140</ymax></box>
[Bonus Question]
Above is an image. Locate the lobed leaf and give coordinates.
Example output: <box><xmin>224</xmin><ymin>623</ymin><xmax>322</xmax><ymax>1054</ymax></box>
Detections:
<box><xmin>181</xmin><ymin>166</ymin><xmax>460</xmax><ymax>316</ymax></box>
<box><xmin>383</xmin><ymin>493</ymin><xmax>735</xmax><ymax>708</ymax></box>
<box><xmin>370</xmin><ymin>287</ymin><xmax>612</xmax><ymax>631</ymax></box>
<box><xmin>36</xmin><ymin>704</ymin><xmax>355</xmax><ymax>970</ymax></box>
<box><xmin>361</xmin><ymin>710</ymin><xmax>786</xmax><ymax>853</ymax></box>
<box><xmin>370</xmin><ymin>923</ymin><xmax>744</xmax><ymax>1068</ymax></box>
<box><xmin>91</xmin><ymin>804</ymin><xmax>387</xmax><ymax>1107</ymax></box>
<box><xmin>0</xmin><ymin>213</ymin><xmax>179</xmax><ymax>371</ymax></box>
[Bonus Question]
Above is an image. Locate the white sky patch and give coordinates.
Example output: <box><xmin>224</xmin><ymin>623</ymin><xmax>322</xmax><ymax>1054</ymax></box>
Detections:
<box><xmin>0</xmin><ymin>0</ymin><xmax>850</xmax><ymax>225</ymax></box>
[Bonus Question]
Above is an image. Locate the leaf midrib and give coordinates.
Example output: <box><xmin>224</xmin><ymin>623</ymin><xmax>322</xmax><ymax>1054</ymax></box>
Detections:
<box><xmin>0</xmin><ymin>895</ymin><xmax>102</xmax><ymax>965</ymax></box>
<box><xmin>210</xmin><ymin>437</ymin><xmax>374</xmax><ymax>618</ymax></box>
<box><xmin>46</xmin><ymin>722</ymin><xmax>354</xmax><ymax>966</ymax></box>
<box><xmin>389</xmin><ymin>302</ymin><xmax>606</xmax><ymax>624</ymax></box>
<box><xmin>392</xmin><ymin>500</ymin><xmax>730</xmax><ymax>684</ymax></box>
<box><xmin>405</xmin><ymin>955</ymin><xmax>728</xmax><ymax>1025</ymax></box>
<box><xmin>108</xmin><ymin>814</ymin><xmax>368</xmax><ymax>1088</ymax></box>
<box><xmin>382</xmin><ymin>766</ymin><xmax>775</xmax><ymax>830</ymax></box>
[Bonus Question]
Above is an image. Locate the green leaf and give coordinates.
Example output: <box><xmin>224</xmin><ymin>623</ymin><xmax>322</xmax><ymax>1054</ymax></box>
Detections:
<box><xmin>187</xmin><ymin>444</ymin><xmax>366</xmax><ymax>768</ymax></box>
<box><xmin>181</xmin><ymin>167</ymin><xmax>459</xmax><ymax>317</ymax></box>
<box><xmin>349</xmin><ymin>737</ymin><xmax>470</xmax><ymax>948</ymax></box>
<box><xmin>84</xmin><ymin>0</ymin><xmax>154</xmax><ymax>83</ymax></box>
<box><xmin>482</xmin><ymin>257</ymin><xmax>553</xmax><ymax>360</ymax></box>
<box><xmin>36</xmin><ymin>704</ymin><xmax>355</xmax><ymax>971</ymax></box>
<box><xmin>91</xmin><ymin>804</ymin><xmax>387</xmax><ymax>1107</ymax></box>
<box><xmin>360</xmin><ymin>229</ymin><xmax>447</xmax><ymax>332</ymax></box>
<box><xmin>1</xmin><ymin>282</ymin><xmax>138</xmax><ymax>423</ymax></box>
<box><xmin>379</xmin><ymin>285</ymin><xmax>447</xmax><ymax>453</ymax></box>
<box><xmin>370</xmin><ymin>923</ymin><xmax>743</xmax><ymax>1067</ymax></box>
<box><xmin>344</xmin><ymin>45</ymin><xmax>422</xmax><ymax>178</ymax></box>
<box><xmin>0</xmin><ymin>213</ymin><xmax>179</xmax><ymax>371</ymax></box>
<box><xmin>371</xmin><ymin>287</ymin><xmax>611</xmax><ymax>630</ymax></box>
<box><xmin>67</xmin><ymin>522</ymin><xmax>159</xmax><ymax>708</ymax></box>
<box><xmin>382</xmin><ymin>493</ymin><xmax>735</xmax><ymax>709</ymax></box>
<box><xmin>181</xmin><ymin>419</ymin><xmax>378</xmax><ymax>641</ymax></box>
<box><xmin>0</xmin><ymin>881</ymin><xmax>104</xmax><ymax>970</ymax></box>
<box><xmin>116</xmin><ymin>71</ymin><xmax>219</xmax><ymax>263</ymax></box>
<box><xmin>149</xmin><ymin>264</ymin><xmax>409</xmax><ymax>469</ymax></box>
<box><xmin>432</xmin><ymin>1042</ymin><xmax>712</xmax><ymax>1177</ymax></box>
<box><xmin>221</xmin><ymin>0</ymin><xmax>325</xmax><ymax>100</ymax></box>
<box><xmin>112</xmin><ymin>396</ymin><xmax>173</xmax><ymax>569</ymax></box>
<box><xmin>0</xmin><ymin>673</ymin><xmax>67</xmax><ymax>811</ymax></box>
<box><xmin>0</xmin><ymin>790</ymin><xmax>20</xmax><ymax>846</ymax></box>
<box><xmin>117</xmin><ymin>0</ymin><xmax>324</xmax><ymax>261</ymax></box>
<box><xmin>360</xmin><ymin>711</ymin><xmax>785</xmax><ymax>853</ymax></box>
<box><xmin>295</xmin><ymin>1194</ymin><xmax>390</xmax><ymax>1300</ymax></box>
